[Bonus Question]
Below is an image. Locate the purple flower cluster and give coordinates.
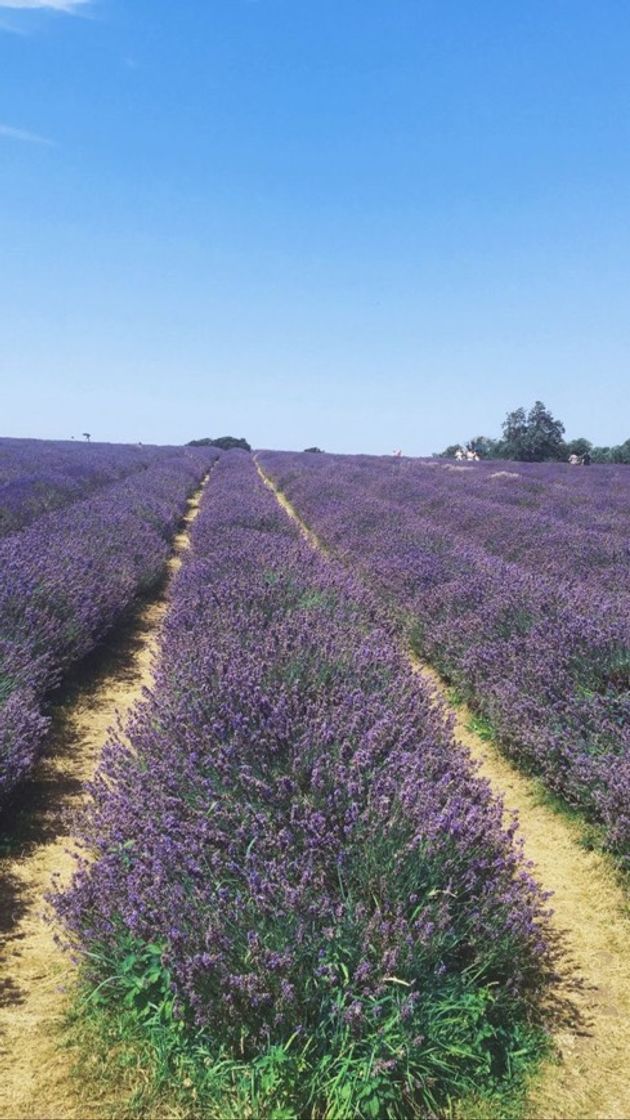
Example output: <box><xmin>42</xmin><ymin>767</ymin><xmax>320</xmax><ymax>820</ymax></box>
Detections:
<box><xmin>0</xmin><ymin>437</ymin><xmax>183</xmax><ymax>537</ymax></box>
<box><xmin>58</xmin><ymin>452</ymin><xmax>551</xmax><ymax>1108</ymax></box>
<box><xmin>257</xmin><ymin>452</ymin><xmax>630</xmax><ymax>864</ymax></box>
<box><xmin>0</xmin><ymin>448</ymin><xmax>214</xmax><ymax>809</ymax></box>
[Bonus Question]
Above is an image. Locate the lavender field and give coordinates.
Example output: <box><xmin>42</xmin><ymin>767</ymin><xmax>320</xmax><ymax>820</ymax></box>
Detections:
<box><xmin>258</xmin><ymin>453</ymin><xmax>630</xmax><ymax>867</ymax></box>
<box><xmin>1</xmin><ymin>441</ymin><xmax>629</xmax><ymax>1119</ymax></box>
<box><xmin>0</xmin><ymin>438</ymin><xmax>183</xmax><ymax>537</ymax></box>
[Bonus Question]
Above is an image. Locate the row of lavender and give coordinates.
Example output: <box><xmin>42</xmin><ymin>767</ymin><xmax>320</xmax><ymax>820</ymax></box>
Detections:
<box><xmin>258</xmin><ymin>453</ymin><xmax>630</xmax><ymax>865</ymax></box>
<box><xmin>0</xmin><ymin>438</ymin><xmax>180</xmax><ymax>538</ymax></box>
<box><xmin>0</xmin><ymin>448</ymin><xmax>214</xmax><ymax>812</ymax></box>
<box><xmin>58</xmin><ymin>453</ymin><xmax>551</xmax><ymax>1116</ymax></box>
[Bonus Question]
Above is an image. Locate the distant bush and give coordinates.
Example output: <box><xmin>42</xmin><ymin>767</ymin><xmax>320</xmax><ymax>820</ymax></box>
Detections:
<box><xmin>591</xmin><ymin>438</ymin><xmax>630</xmax><ymax>464</ymax></box>
<box><xmin>565</xmin><ymin>438</ymin><xmax>593</xmax><ymax>460</ymax></box>
<box><xmin>188</xmin><ymin>436</ymin><xmax>252</xmax><ymax>452</ymax></box>
<box><xmin>304</xmin><ymin>446</ymin><xmax>323</xmax><ymax>453</ymax></box>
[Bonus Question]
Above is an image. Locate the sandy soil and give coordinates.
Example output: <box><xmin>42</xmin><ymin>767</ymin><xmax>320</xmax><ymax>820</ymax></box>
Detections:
<box><xmin>256</xmin><ymin>460</ymin><xmax>630</xmax><ymax>1120</ymax></box>
<box><xmin>0</xmin><ymin>479</ymin><xmax>208</xmax><ymax>1120</ymax></box>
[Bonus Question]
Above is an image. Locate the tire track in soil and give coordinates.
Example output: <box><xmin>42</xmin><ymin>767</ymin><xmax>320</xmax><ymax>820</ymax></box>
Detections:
<box><xmin>256</xmin><ymin>460</ymin><xmax>630</xmax><ymax>1120</ymax></box>
<box><xmin>0</xmin><ymin>474</ymin><xmax>210</xmax><ymax>1120</ymax></box>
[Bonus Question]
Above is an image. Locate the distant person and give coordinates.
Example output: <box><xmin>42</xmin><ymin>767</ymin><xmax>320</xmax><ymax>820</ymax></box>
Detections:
<box><xmin>582</xmin><ymin>451</ymin><xmax>592</xmax><ymax>466</ymax></box>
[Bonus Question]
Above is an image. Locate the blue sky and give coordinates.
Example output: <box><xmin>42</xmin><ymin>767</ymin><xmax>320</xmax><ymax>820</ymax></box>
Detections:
<box><xmin>1</xmin><ymin>0</ymin><xmax>629</xmax><ymax>453</ymax></box>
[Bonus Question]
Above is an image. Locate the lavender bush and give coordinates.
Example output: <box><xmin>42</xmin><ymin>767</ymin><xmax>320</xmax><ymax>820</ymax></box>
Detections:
<box><xmin>0</xmin><ymin>449</ymin><xmax>214</xmax><ymax>810</ymax></box>
<box><xmin>58</xmin><ymin>453</ymin><xmax>552</xmax><ymax>1117</ymax></box>
<box><xmin>258</xmin><ymin>452</ymin><xmax>630</xmax><ymax>865</ymax></box>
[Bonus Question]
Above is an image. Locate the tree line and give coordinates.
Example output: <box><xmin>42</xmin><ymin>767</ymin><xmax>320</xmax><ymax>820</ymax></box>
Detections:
<box><xmin>440</xmin><ymin>401</ymin><xmax>630</xmax><ymax>463</ymax></box>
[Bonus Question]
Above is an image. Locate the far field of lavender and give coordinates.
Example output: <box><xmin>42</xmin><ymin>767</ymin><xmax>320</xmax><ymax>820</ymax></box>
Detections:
<box><xmin>1</xmin><ymin>437</ymin><xmax>628</xmax><ymax>1118</ymax></box>
<box><xmin>0</xmin><ymin>437</ymin><xmax>216</xmax><ymax>805</ymax></box>
<box><xmin>260</xmin><ymin>452</ymin><xmax>630</xmax><ymax>865</ymax></box>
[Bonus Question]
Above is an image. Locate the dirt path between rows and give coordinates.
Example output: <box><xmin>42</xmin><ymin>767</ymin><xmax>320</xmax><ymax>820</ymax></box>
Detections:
<box><xmin>256</xmin><ymin>461</ymin><xmax>630</xmax><ymax>1120</ymax></box>
<box><xmin>0</xmin><ymin>476</ymin><xmax>209</xmax><ymax>1120</ymax></box>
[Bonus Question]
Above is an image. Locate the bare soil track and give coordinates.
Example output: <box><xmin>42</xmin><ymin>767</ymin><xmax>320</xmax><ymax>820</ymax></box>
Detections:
<box><xmin>256</xmin><ymin>461</ymin><xmax>630</xmax><ymax>1120</ymax></box>
<box><xmin>0</xmin><ymin>478</ymin><xmax>208</xmax><ymax>1120</ymax></box>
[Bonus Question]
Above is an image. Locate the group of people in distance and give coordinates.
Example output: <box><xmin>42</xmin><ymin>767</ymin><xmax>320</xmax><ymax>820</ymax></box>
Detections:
<box><xmin>453</xmin><ymin>447</ymin><xmax>481</xmax><ymax>462</ymax></box>
<box><xmin>393</xmin><ymin>447</ymin><xmax>593</xmax><ymax>466</ymax></box>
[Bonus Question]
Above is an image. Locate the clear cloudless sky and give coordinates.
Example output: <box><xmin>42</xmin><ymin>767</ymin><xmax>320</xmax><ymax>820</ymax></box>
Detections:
<box><xmin>1</xmin><ymin>0</ymin><xmax>629</xmax><ymax>453</ymax></box>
